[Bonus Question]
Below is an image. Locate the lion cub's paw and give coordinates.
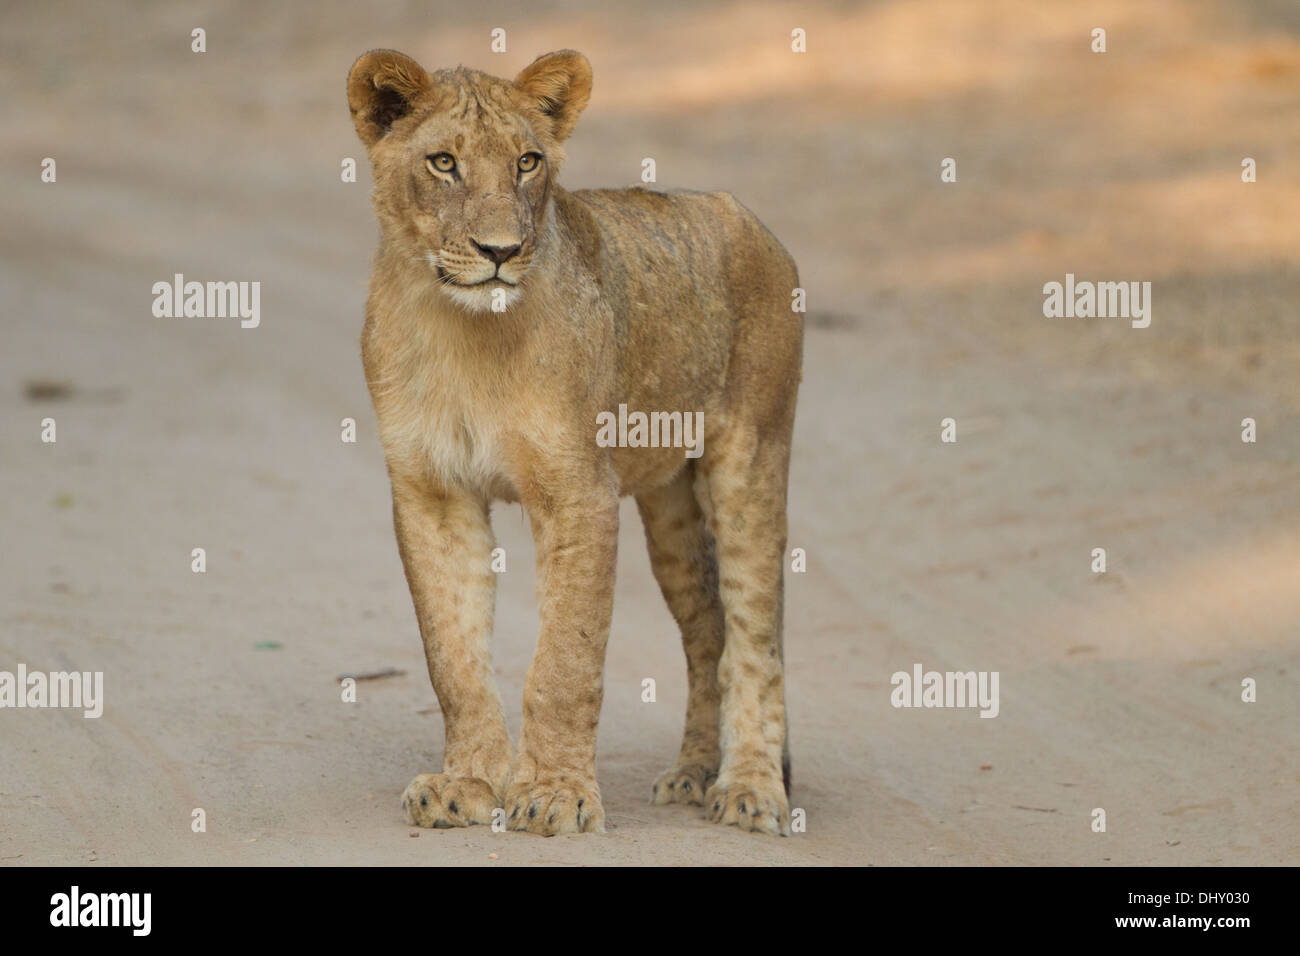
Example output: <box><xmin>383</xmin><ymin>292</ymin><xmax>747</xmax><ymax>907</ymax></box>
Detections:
<box><xmin>504</xmin><ymin>774</ymin><xmax>604</xmax><ymax>836</ymax></box>
<box><xmin>704</xmin><ymin>769</ymin><xmax>791</xmax><ymax>837</ymax></box>
<box><xmin>651</xmin><ymin>762</ymin><xmax>718</xmax><ymax>806</ymax></box>
<box><xmin>402</xmin><ymin>773</ymin><xmax>500</xmax><ymax>829</ymax></box>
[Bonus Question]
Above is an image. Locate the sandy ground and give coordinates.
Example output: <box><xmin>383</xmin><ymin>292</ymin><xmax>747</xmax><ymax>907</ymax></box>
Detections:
<box><xmin>1</xmin><ymin>0</ymin><xmax>1298</xmax><ymax>865</ymax></box>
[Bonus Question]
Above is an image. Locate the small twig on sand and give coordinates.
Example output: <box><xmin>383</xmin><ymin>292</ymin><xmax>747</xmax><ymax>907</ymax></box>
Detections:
<box><xmin>337</xmin><ymin>667</ymin><xmax>406</xmax><ymax>682</ymax></box>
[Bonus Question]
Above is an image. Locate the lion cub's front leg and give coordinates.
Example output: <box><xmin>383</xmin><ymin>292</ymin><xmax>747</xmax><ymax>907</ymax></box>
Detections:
<box><xmin>390</xmin><ymin>471</ymin><xmax>512</xmax><ymax>828</ymax></box>
<box><xmin>505</xmin><ymin>481</ymin><xmax>619</xmax><ymax>835</ymax></box>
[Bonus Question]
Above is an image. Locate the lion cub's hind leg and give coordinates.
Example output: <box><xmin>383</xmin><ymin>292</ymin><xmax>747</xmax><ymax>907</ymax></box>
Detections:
<box><xmin>695</xmin><ymin>429</ymin><xmax>793</xmax><ymax>837</ymax></box>
<box><xmin>636</xmin><ymin>467</ymin><xmax>725</xmax><ymax>807</ymax></box>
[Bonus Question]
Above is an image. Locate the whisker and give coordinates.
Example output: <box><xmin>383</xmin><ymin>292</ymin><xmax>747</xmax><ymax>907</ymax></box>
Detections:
<box><xmin>412</xmin><ymin>249</ymin><xmax>476</xmax><ymax>287</ymax></box>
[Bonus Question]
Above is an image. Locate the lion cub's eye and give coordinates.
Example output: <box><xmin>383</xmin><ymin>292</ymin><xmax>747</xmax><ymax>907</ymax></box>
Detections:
<box><xmin>426</xmin><ymin>153</ymin><xmax>456</xmax><ymax>175</ymax></box>
<box><xmin>517</xmin><ymin>152</ymin><xmax>542</xmax><ymax>174</ymax></box>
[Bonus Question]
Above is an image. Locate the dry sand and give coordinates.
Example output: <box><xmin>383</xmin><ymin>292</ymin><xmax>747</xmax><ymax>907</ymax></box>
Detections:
<box><xmin>1</xmin><ymin>0</ymin><xmax>1297</xmax><ymax>865</ymax></box>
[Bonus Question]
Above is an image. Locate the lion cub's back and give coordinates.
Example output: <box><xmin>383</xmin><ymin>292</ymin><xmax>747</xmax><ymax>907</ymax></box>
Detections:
<box><xmin>565</xmin><ymin>185</ymin><xmax>802</xmax><ymax>438</ymax></box>
<box><xmin>570</xmin><ymin>186</ymin><xmax>797</xmax><ymax>304</ymax></box>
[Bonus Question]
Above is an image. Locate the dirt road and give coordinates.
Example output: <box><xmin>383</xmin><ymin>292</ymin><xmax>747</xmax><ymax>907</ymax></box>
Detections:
<box><xmin>2</xmin><ymin>0</ymin><xmax>1297</xmax><ymax>865</ymax></box>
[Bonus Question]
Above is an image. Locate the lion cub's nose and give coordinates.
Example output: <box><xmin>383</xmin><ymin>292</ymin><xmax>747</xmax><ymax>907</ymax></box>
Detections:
<box><xmin>472</xmin><ymin>240</ymin><xmax>522</xmax><ymax>265</ymax></box>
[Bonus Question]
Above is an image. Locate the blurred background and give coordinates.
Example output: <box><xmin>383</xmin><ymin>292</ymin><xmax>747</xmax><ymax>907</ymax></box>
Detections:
<box><xmin>1</xmin><ymin>0</ymin><xmax>1296</xmax><ymax>865</ymax></box>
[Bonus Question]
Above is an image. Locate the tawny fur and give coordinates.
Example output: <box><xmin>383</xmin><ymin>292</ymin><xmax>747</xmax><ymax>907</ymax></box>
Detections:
<box><xmin>348</xmin><ymin>48</ymin><xmax>802</xmax><ymax>836</ymax></box>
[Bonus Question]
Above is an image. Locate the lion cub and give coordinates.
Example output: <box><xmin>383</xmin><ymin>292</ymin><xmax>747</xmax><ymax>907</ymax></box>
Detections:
<box><xmin>348</xmin><ymin>48</ymin><xmax>802</xmax><ymax>836</ymax></box>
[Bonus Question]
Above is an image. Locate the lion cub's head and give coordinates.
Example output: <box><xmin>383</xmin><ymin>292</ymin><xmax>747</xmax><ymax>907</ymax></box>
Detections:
<box><xmin>348</xmin><ymin>49</ymin><xmax>591</xmax><ymax>313</ymax></box>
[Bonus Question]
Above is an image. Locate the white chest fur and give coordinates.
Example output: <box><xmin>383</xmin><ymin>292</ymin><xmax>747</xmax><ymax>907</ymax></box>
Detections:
<box><xmin>368</xmin><ymin>324</ymin><xmax>510</xmax><ymax>492</ymax></box>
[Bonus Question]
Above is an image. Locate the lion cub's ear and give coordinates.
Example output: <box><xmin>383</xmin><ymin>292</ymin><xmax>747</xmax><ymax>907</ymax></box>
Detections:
<box><xmin>348</xmin><ymin>49</ymin><xmax>433</xmax><ymax>148</ymax></box>
<box><xmin>513</xmin><ymin>50</ymin><xmax>592</xmax><ymax>142</ymax></box>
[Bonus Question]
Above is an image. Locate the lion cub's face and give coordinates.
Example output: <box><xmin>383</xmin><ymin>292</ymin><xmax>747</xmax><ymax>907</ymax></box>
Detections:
<box><xmin>348</xmin><ymin>50</ymin><xmax>592</xmax><ymax>314</ymax></box>
<box><xmin>401</xmin><ymin>103</ymin><xmax>548</xmax><ymax>313</ymax></box>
